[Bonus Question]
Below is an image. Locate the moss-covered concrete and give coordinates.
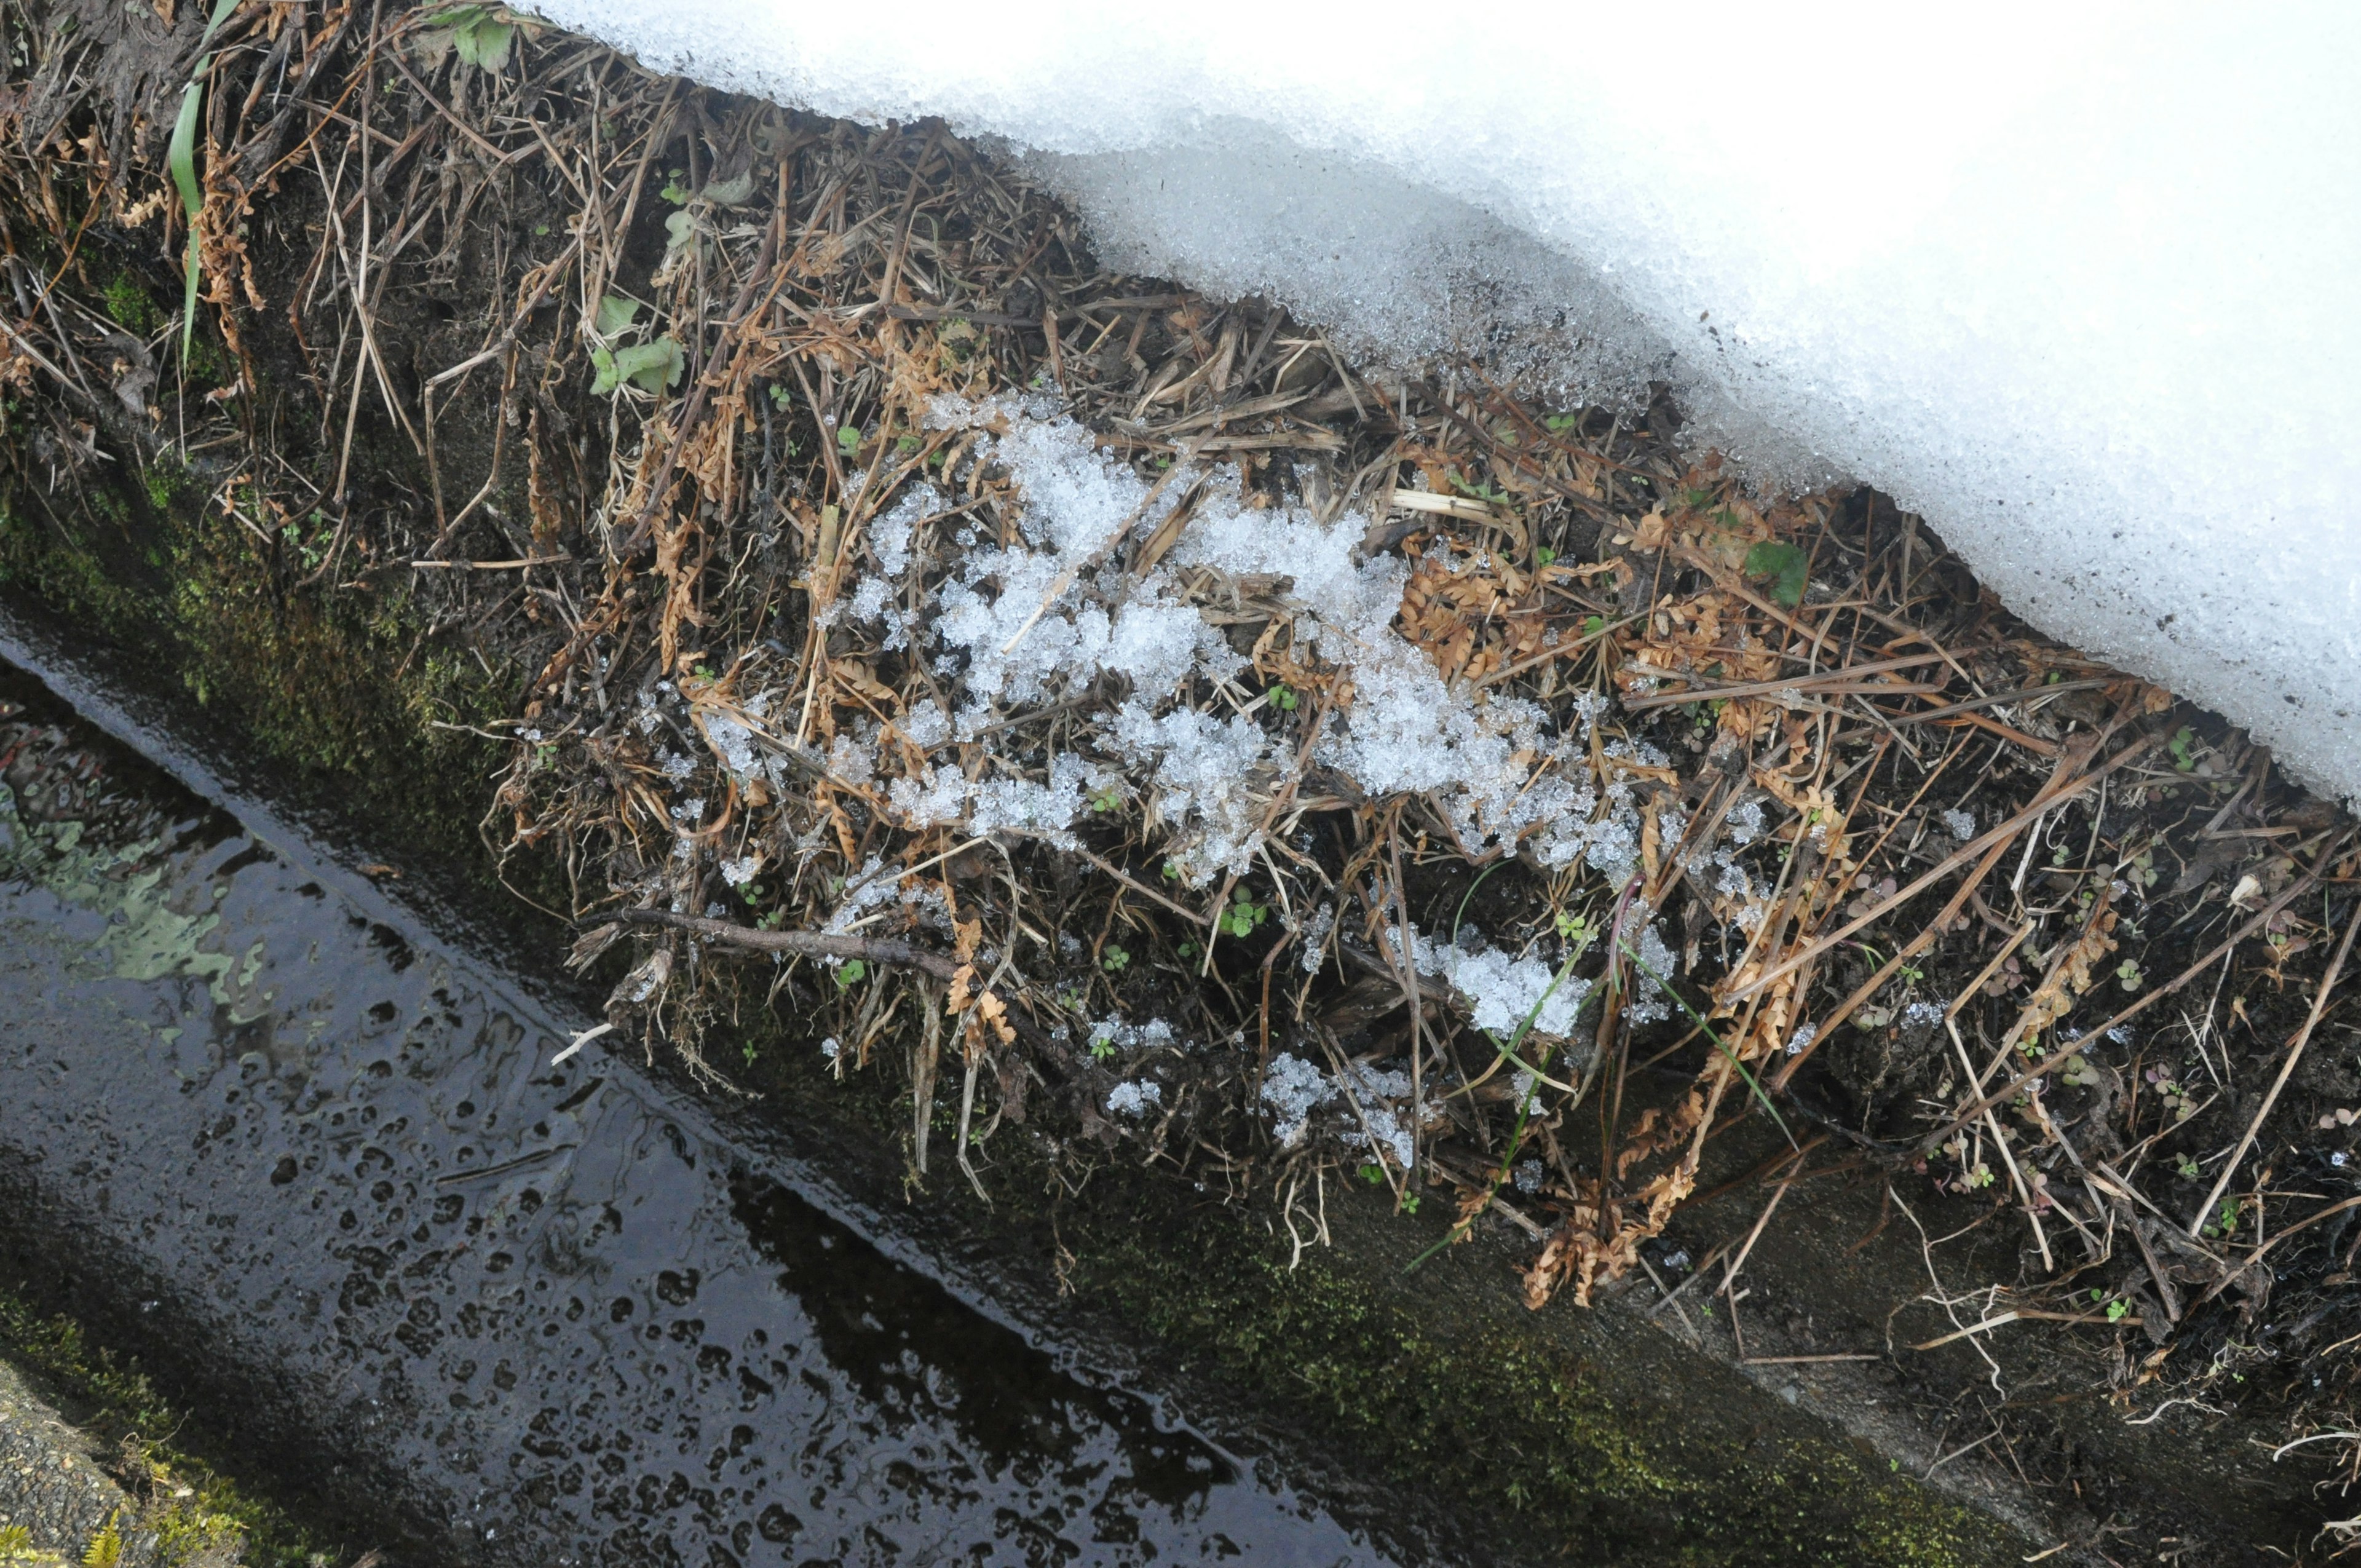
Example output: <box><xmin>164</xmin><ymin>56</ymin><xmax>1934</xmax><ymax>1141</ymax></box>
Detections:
<box><xmin>0</xmin><ymin>397</ymin><xmax>530</xmax><ymax>911</ymax></box>
<box><xmin>712</xmin><ymin>1001</ymin><xmax>2027</xmax><ymax>1567</ymax></box>
<box><xmin>0</xmin><ymin>1285</ymin><xmax>330</xmax><ymax>1568</ymax></box>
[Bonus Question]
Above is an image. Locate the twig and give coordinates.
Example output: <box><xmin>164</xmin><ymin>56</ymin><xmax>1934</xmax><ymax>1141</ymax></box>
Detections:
<box><xmin>1730</xmin><ymin>732</ymin><xmax>2160</xmax><ymax>1005</ymax></box>
<box><xmin>1947</xmin><ymin>1016</ymin><xmax>2054</xmax><ymax>1272</ymax></box>
<box><xmin>1921</xmin><ymin>830</ymin><xmax>2347</xmax><ymax>1150</ymax></box>
<box><xmin>2187</xmin><ymin>892</ymin><xmax>2361</xmax><ymax>1236</ymax></box>
<box><xmin>609</xmin><ymin>909</ymin><xmax>958</xmax><ymax>981</ymax></box>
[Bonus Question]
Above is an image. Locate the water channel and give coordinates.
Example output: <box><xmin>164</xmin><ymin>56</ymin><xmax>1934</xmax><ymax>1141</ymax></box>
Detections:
<box><xmin>0</xmin><ymin>620</ymin><xmax>1412</xmax><ymax>1567</ymax></box>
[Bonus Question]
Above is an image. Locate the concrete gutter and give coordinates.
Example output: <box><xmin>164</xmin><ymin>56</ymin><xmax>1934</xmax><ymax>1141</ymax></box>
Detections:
<box><xmin>0</xmin><ymin>1358</ymin><xmax>152</xmax><ymax>1568</ymax></box>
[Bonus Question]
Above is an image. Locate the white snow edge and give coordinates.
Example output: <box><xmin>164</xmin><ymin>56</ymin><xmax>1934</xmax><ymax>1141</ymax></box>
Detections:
<box><xmin>526</xmin><ymin>0</ymin><xmax>2361</xmax><ymax>801</ymax></box>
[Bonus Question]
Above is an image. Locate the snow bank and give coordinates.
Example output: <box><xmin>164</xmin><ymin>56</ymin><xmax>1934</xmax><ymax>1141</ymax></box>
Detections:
<box><xmin>529</xmin><ymin>0</ymin><xmax>2361</xmax><ymax>799</ymax></box>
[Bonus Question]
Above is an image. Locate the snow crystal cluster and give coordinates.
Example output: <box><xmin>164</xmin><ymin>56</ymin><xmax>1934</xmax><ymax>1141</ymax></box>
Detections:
<box><xmin>529</xmin><ymin>0</ymin><xmax>2361</xmax><ymax>801</ymax></box>
<box><xmin>1105</xmin><ymin>1079</ymin><xmax>1163</xmax><ymax>1119</ymax></box>
<box><xmin>1257</xmin><ymin>1052</ymin><xmax>1424</xmax><ymax>1168</ymax></box>
<box><xmin>1086</xmin><ymin>1016</ymin><xmax>1177</xmax><ymax>1056</ymax></box>
<box><xmin>815</xmin><ymin>400</ymin><xmax>1651</xmax><ymax>887</ymax></box>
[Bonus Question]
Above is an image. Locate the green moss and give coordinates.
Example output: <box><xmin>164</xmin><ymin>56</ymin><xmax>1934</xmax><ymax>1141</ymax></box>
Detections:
<box><xmin>141</xmin><ymin>455</ymin><xmax>183</xmax><ymax>515</ymax></box>
<box><xmin>0</xmin><ymin>1288</ymin><xmax>327</xmax><ymax>1568</ymax></box>
<box><xmin>0</xmin><ymin>456</ymin><xmax>537</xmax><ymax>909</ymax></box>
<box><xmin>100</xmin><ymin>272</ymin><xmax>159</xmax><ymax>338</ymax></box>
<box><xmin>1058</xmin><ymin>1174</ymin><xmax>1994</xmax><ymax>1566</ymax></box>
<box><xmin>711</xmin><ymin>1018</ymin><xmax>2010</xmax><ymax>1568</ymax></box>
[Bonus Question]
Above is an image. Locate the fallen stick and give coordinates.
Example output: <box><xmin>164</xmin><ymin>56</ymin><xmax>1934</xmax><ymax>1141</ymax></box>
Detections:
<box><xmin>609</xmin><ymin>908</ymin><xmax>960</xmax><ymax>981</ymax></box>
<box><xmin>1728</xmin><ymin>731</ymin><xmax>2159</xmax><ymax>1006</ymax></box>
<box><xmin>1921</xmin><ymin>830</ymin><xmax>2347</xmax><ymax>1152</ymax></box>
<box><xmin>1910</xmin><ymin>1304</ymin><xmax>2144</xmax><ymax>1351</ymax></box>
<box><xmin>2187</xmin><ymin>893</ymin><xmax>2361</xmax><ymax>1237</ymax></box>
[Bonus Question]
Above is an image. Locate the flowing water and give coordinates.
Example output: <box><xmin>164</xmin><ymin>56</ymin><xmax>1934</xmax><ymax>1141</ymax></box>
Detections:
<box><xmin>0</xmin><ymin>627</ymin><xmax>1409</xmax><ymax>1568</ymax></box>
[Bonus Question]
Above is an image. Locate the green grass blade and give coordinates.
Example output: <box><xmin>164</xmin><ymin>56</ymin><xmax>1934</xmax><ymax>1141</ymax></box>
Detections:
<box><xmin>170</xmin><ymin>0</ymin><xmax>248</xmax><ymax>364</ymax></box>
<box><xmin>1405</xmin><ymin>927</ymin><xmax>1594</xmax><ymax>1273</ymax></box>
<box><xmin>1618</xmin><ymin>942</ymin><xmax>1797</xmax><ymax>1149</ymax></box>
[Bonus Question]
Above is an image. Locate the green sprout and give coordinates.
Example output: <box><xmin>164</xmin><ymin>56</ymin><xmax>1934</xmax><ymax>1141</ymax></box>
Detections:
<box><xmin>593</xmin><ymin>293</ymin><xmax>641</xmax><ymax>336</ymax></box>
<box><xmin>834</xmin><ymin>959</ymin><xmax>867</xmax><ymax>989</ymax></box>
<box><xmin>837</xmin><ymin>424</ymin><xmax>863</xmax><ymax>459</ymax></box>
<box><xmin>2117</xmin><ymin>958</ymin><xmax>2145</xmax><ymax>991</ymax></box>
<box><xmin>2169</xmin><ymin>726</ymin><xmax>2197</xmax><ymax>772</ymax></box>
<box><xmin>1269</xmin><ymin>683</ymin><xmax>1299</xmax><ymax>711</ymax></box>
<box><xmin>1101</xmin><ymin>946</ymin><xmax>1130</xmax><ymax>973</ymax></box>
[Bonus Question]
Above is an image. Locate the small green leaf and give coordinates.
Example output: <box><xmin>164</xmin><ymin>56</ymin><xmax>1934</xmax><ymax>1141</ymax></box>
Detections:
<box><xmin>451</xmin><ymin>9</ymin><xmax>515</xmax><ymax>71</ymax></box>
<box><xmin>594</xmin><ymin>293</ymin><xmax>641</xmax><ymax>337</ymax></box>
<box><xmin>1743</xmin><ymin>540</ymin><xmax>1810</xmax><ymax>608</ymax></box>
<box><xmin>1270</xmin><ymin>683</ymin><xmax>1299</xmax><ymax>711</ymax></box>
<box><xmin>1102</xmin><ymin>946</ymin><xmax>1129</xmax><ymax>973</ymax></box>
<box><xmin>700</xmin><ymin>170</ymin><xmax>757</xmax><ymax>206</ymax></box>
<box><xmin>837</xmin><ymin>424</ymin><xmax>862</xmax><ymax>458</ymax></box>
<box><xmin>591</xmin><ymin>336</ymin><xmax>683</xmax><ymax>396</ymax></box>
<box><xmin>1535</xmin><ymin>545</ymin><xmax>1556</xmax><ymax>568</ymax></box>
<box><xmin>660</xmin><ymin>170</ymin><xmax>692</xmax><ymax>205</ymax></box>
<box><xmin>836</xmin><ymin>959</ymin><xmax>867</xmax><ymax>989</ymax></box>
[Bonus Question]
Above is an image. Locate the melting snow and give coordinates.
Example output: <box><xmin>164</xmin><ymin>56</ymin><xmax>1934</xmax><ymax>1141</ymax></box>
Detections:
<box><xmin>526</xmin><ymin>0</ymin><xmax>2361</xmax><ymax>799</ymax></box>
